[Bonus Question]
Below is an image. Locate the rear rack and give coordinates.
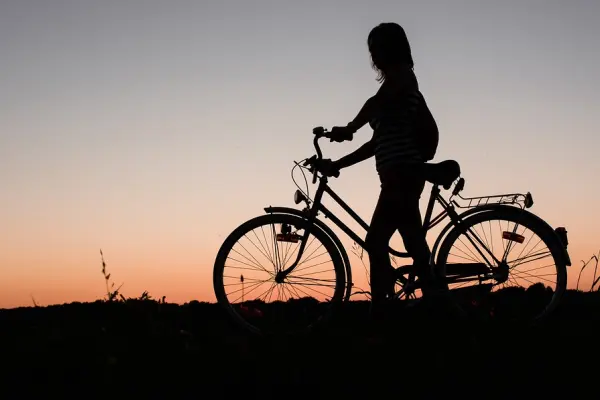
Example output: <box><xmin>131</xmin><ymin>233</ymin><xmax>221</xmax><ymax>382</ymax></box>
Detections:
<box><xmin>452</xmin><ymin>191</ymin><xmax>533</xmax><ymax>209</ymax></box>
<box><xmin>447</xmin><ymin>177</ymin><xmax>534</xmax><ymax>210</ymax></box>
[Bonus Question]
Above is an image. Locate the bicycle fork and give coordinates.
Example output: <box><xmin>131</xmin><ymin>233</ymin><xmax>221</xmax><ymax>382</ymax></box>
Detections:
<box><xmin>274</xmin><ymin>185</ymin><xmax>326</xmax><ymax>283</ymax></box>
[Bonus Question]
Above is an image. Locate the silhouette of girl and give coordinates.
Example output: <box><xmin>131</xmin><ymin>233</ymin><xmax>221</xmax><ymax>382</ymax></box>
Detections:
<box><xmin>319</xmin><ymin>22</ymin><xmax>440</xmax><ymax>312</ymax></box>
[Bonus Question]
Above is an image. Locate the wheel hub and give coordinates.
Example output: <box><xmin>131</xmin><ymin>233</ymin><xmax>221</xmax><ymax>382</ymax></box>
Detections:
<box><xmin>493</xmin><ymin>261</ymin><xmax>510</xmax><ymax>284</ymax></box>
<box><xmin>274</xmin><ymin>271</ymin><xmax>286</xmax><ymax>284</ymax></box>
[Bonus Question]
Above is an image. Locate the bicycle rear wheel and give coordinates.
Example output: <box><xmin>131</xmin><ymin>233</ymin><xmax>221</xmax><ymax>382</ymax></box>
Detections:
<box><xmin>213</xmin><ymin>213</ymin><xmax>346</xmax><ymax>336</ymax></box>
<box><xmin>435</xmin><ymin>206</ymin><xmax>567</xmax><ymax>325</ymax></box>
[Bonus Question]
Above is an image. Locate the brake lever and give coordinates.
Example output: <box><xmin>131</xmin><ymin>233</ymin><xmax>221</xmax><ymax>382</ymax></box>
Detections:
<box><xmin>303</xmin><ymin>155</ymin><xmax>316</xmax><ymax>167</ymax></box>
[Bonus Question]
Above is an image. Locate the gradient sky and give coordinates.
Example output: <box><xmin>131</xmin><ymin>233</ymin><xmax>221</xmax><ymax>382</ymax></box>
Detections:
<box><xmin>1</xmin><ymin>0</ymin><xmax>599</xmax><ymax>308</ymax></box>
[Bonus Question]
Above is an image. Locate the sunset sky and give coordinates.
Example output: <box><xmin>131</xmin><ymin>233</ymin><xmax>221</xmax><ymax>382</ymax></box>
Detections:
<box><xmin>1</xmin><ymin>0</ymin><xmax>599</xmax><ymax>308</ymax></box>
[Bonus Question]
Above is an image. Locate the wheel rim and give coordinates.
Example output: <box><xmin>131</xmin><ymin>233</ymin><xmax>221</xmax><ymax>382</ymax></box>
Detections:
<box><xmin>214</xmin><ymin>214</ymin><xmax>345</xmax><ymax>335</ymax></box>
<box><xmin>437</xmin><ymin>210</ymin><xmax>566</xmax><ymax>323</ymax></box>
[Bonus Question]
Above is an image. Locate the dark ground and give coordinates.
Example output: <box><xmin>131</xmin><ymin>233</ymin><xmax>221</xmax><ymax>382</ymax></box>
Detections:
<box><xmin>1</xmin><ymin>290</ymin><xmax>599</xmax><ymax>399</ymax></box>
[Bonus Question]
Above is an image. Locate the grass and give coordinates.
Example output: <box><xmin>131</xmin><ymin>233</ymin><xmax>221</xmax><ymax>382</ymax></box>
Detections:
<box><xmin>2</xmin><ymin>289</ymin><xmax>600</xmax><ymax>398</ymax></box>
<box><xmin>1</xmin><ymin>250</ymin><xmax>600</xmax><ymax>398</ymax></box>
<box><xmin>576</xmin><ymin>249</ymin><xmax>600</xmax><ymax>291</ymax></box>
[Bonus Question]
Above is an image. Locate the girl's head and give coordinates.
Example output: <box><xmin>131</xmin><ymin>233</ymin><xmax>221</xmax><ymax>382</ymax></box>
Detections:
<box><xmin>367</xmin><ymin>22</ymin><xmax>414</xmax><ymax>83</ymax></box>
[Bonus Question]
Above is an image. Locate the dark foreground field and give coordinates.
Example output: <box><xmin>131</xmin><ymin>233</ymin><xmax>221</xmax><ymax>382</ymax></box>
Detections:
<box><xmin>1</xmin><ymin>290</ymin><xmax>599</xmax><ymax>399</ymax></box>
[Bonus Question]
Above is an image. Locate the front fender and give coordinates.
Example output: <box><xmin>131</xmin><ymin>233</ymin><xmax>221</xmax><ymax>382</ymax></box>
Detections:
<box><xmin>264</xmin><ymin>206</ymin><xmax>353</xmax><ymax>301</ymax></box>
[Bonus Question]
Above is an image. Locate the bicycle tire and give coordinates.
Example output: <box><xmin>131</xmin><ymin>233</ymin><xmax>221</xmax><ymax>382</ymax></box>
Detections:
<box><xmin>435</xmin><ymin>206</ymin><xmax>567</xmax><ymax>325</ymax></box>
<box><xmin>213</xmin><ymin>213</ymin><xmax>346</xmax><ymax>336</ymax></box>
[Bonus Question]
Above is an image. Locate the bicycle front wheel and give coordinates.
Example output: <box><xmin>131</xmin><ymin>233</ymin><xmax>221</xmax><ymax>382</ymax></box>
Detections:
<box><xmin>435</xmin><ymin>206</ymin><xmax>567</xmax><ymax>325</ymax></box>
<box><xmin>213</xmin><ymin>213</ymin><xmax>346</xmax><ymax>336</ymax></box>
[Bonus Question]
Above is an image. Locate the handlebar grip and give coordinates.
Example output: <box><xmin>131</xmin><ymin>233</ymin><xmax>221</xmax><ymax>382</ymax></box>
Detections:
<box><xmin>312</xmin><ymin>126</ymin><xmax>325</xmax><ymax>136</ymax></box>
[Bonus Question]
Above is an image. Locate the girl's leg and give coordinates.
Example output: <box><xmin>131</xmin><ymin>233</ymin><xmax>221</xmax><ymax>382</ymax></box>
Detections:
<box><xmin>365</xmin><ymin>187</ymin><xmax>399</xmax><ymax>307</ymax></box>
<box><xmin>395</xmin><ymin>178</ymin><xmax>437</xmax><ymax>293</ymax></box>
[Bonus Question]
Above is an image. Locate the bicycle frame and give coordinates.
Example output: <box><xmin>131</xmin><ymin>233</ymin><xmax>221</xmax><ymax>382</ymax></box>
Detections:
<box><xmin>275</xmin><ymin>134</ymin><xmax>520</xmax><ymax>282</ymax></box>
<box><xmin>276</xmin><ymin>172</ymin><xmax>447</xmax><ymax>278</ymax></box>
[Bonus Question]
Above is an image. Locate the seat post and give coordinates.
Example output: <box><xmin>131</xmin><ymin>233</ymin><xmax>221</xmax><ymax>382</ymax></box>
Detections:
<box><xmin>423</xmin><ymin>184</ymin><xmax>440</xmax><ymax>228</ymax></box>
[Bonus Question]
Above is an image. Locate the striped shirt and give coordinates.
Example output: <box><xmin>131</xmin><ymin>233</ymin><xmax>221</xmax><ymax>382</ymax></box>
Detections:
<box><xmin>370</xmin><ymin>89</ymin><xmax>426</xmax><ymax>175</ymax></box>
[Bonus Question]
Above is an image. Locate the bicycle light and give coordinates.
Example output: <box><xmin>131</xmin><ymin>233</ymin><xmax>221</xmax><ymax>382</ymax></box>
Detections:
<box><xmin>294</xmin><ymin>190</ymin><xmax>307</xmax><ymax>205</ymax></box>
<box><xmin>524</xmin><ymin>192</ymin><xmax>534</xmax><ymax>208</ymax></box>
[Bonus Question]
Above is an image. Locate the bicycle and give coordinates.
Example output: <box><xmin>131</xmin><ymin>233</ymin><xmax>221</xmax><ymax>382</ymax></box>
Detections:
<box><xmin>213</xmin><ymin>127</ymin><xmax>572</xmax><ymax>336</ymax></box>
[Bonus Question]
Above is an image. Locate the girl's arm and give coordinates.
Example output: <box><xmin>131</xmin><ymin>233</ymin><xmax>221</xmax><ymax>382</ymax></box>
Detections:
<box><xmin>333</xmin><ymin>134</ymin><xmax>376</xmax><ymax>169</ymax></box>
<box><xmin>346</xmin><ymin>96</ymin><xmax>379</xmax><ymax>133</ymax></box>
<box><xmin>346</xmin><ymin>79</ymin><xmax>397</xmax><ymax>133</ymax></box>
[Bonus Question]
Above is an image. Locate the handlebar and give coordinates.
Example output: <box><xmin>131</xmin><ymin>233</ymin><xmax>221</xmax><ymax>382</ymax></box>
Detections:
<box><xmin>304</xmin><ymin>126</ymin><xmax>339</xmax><ymax>184</ymax></box>
<box><xmin>312</xmin><ymin>127</ymin><xmax>325</xmax><ymax>154</ymax></box>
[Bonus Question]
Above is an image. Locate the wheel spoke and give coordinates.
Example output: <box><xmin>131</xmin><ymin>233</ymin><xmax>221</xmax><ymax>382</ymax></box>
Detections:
<box><xmin>437</xmin><ymin>209</ymin><xmax>566</xmax><ymax>323</ymax></box>
<box><xmin>214</xmin><ymin>213</ymin><xmax>345</xmax><ymax>335</ymax></box>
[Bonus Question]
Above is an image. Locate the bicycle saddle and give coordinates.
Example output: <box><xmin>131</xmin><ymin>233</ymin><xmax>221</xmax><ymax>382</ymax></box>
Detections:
<box><xmin>422</xmin><ymin>160</ymin><xmax>461</xmax><ymax>190</ymax></box>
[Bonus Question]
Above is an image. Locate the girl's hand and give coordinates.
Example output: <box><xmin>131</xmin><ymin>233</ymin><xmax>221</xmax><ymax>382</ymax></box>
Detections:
<box><xmin>313</xmin><ymin>158</ymin><xmax>341</xmax><ymax>177</ymax></box>
<box><xmin>329</xmin><ymin>126</ymin><xmax>354</xmax><ymax>143</ymax></box>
